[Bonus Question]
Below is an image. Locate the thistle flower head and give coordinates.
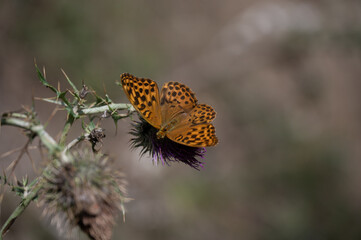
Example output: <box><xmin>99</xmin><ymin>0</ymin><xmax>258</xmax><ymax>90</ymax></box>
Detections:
<box><xmin>39</xmin><ymin>150</ymin><xmax>127</xmax><ymax>240</ymax></box>
<box><xmin>129</xmin><ymin>117</ymin><xmax>206</xmax><ymax>170</ymax></box>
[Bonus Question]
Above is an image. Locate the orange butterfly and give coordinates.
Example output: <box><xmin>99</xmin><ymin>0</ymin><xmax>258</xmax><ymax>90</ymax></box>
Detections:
<box><xmin>121</xmin><ymin>73</ymin><xmax>218</xmax><ymax>147</ymax></box>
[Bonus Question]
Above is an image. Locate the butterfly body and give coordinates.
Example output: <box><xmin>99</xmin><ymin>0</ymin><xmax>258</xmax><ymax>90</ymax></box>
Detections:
<box><xmin>156</xmin><ymin>112</ymin><xmax>188</xmax><ymax>139</ymax></box>
<box><xmin>121</xmin><ymin>73</ymin><xmax>218</xmax><ymax>147</ymax></box>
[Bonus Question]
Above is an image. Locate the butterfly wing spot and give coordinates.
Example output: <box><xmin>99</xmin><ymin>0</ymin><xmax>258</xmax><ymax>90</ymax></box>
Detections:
<box><xmin>143</xmin><ymin>110</ymin><xmax>152</xmax><ymax>118</ymax></box>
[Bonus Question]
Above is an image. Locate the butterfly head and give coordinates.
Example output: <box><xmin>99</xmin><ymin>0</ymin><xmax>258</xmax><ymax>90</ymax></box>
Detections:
<box><xmin>156</xmin><ymin>129</ymin><xmax>166</xmax><ymax>139</ymax></box>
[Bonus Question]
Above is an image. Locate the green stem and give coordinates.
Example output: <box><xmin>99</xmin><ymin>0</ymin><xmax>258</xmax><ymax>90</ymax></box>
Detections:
<box><xmin>6</xmin><ymin>113</ymin><xmax>28</xmax><ymax>119</ymax></box>
<box><xmin>1</xmin><ymin>115</ymin><xmax>59</xmax><ymax>154</ymax></box>
<box><xmin>59</xmin><ymin>114</ymin><xmax>74</xmax><ymax>146</ymax></box>
<box><xmin>0</xmin><ymin>113</ymin><xmax>60</xmax><ymax>239</ymax></box>
<box><xmin>77</xmin><ymin>103</ymin><xmax>134</xmax><ymax>115</ymax></box>
<box><xmin>61</xmin><ymin>134</ymin><xmax>87</xmax><ymax>163</ymax></box>
<box><xmin>57</xmin><ymin>103</ymin><xmax>133</xmax><ymax>146</ymax></box>
<box><xmin>0</xmin><ymin>180</ymin><xmax>41</xmax><ymax>239</ymax></box>
<box><xmin>63</xmin><ymin>134</ymin><xmax>87</xmax><ymax>152</ymax></box>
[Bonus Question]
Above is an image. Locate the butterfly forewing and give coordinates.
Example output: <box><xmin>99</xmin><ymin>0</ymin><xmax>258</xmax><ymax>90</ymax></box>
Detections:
<box><xmin>167</xmin><ymin>123</ymin><xmax>218</xmax><ymax>147</ymax></box>
<box><xmin>160</xmin><ymin>82</ymin><xmax>198</xmax><ymax>123</ymax></box>
<box><xmin>121</xmin><ymin>73</ymin><xmax>162</xmax><ymax>128</ymax></box>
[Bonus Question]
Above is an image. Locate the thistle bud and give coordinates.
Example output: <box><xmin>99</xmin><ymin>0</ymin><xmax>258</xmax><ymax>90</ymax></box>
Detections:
<box><xmin>39</xmin><ymin>150</ymin><xmax>127</xmax><ymax>240</ymax></box>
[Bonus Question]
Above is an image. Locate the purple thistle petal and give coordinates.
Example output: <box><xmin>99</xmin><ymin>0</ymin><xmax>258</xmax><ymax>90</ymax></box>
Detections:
<box><xmin>129</xmin><ymin>117</ymin><xmax>206</xmax><ymax>170</ymax></box>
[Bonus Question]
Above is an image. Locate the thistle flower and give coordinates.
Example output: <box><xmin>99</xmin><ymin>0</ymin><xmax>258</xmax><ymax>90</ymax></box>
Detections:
<box><xmin>129</xmin><ymin>117</ymin><xmax>206</xmax><ymax>170</ymax></box>
<box><xmin>39</xmin><ymin>150</ymin><xmax>127</xmax><ymax>240</ymax></box>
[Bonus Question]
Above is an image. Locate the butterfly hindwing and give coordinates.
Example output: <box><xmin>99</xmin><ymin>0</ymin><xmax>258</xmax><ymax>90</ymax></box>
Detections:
<box><xmin>188</xmin><ymin>104</ymin><xmax>216</xmax><ymax>124</ymax></box>
<box><xmin>165</xmin><ymin>104</ymin><xmax>216</xmax><ymax>136</ymax></box>
<box><xmin>167</xmin><ymin>123</ymin><xmax>218</xmax><ymax>147</ymax></box>
<box><xmin>121</xmin><ymin>73</ymin><xmax>162</xmax><ymax>128</ymax></box>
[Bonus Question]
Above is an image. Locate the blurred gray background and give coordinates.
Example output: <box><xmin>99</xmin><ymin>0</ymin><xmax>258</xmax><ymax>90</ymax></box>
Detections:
<box><xmin>1</xmin><ymin>0</ymin><xmax>361</xmax><ymax>239</ymax></box>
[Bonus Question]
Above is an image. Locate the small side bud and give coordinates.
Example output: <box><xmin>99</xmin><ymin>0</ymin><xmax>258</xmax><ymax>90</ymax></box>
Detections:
<box><xmin>79</xmin><ymin>84</ymin><xmax>90</xmax><ymax>99</ymax></box>
<box><xmin>87</xmin><ymin>128</ymin><xmax>106</xmax><ymax>152</ymax></box>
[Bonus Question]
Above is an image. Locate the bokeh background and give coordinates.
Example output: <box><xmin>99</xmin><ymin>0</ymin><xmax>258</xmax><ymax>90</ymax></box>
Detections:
<box><xmin>1</xmin><ymin>0</ymin><xmax>361</xmax><ymax>239</ymax></box>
